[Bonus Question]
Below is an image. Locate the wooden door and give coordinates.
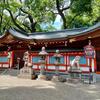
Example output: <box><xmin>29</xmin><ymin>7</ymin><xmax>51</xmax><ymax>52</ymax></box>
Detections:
<box><xmin>13</xmin><ymin>50</ymin><xmax>25</xmax><ymax>69</ymax></box>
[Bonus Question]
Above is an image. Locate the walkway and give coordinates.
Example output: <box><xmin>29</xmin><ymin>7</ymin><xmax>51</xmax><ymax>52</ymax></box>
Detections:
<box><xmin>0</xmin><ymin>74</ymin><xmax>100</xmax><ymax>100</ymax></box>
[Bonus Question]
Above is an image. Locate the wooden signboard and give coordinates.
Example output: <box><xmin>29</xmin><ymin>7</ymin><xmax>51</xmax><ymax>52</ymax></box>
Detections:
<box><xmin>84</xmin><ymin>41</ymin><xmax>95</xmax><ymax>58</ymax></box>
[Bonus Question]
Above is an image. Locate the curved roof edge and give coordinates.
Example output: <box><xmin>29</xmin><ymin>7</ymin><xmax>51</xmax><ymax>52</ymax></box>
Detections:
<box><xmin>0</xmin><ymin>22</ymin><xmax>100</xmax><ymax>40</ymax></box>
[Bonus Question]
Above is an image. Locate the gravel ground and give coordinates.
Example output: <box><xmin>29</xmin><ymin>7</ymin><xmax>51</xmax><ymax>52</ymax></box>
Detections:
<box><xmin>0</xmin><ymin>75</ymin><xmax>100</xmax><ymax>100</ymax></box>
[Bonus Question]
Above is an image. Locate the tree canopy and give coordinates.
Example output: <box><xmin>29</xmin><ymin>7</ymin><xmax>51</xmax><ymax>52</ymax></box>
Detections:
<box><xmin>0</xmin><ymin>0</ymin><xmax>100</xmax><ymax>34</ymax></box>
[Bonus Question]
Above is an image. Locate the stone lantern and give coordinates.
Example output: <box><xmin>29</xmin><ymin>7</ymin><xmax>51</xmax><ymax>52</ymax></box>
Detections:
<box><xmin>38</xmin><ymin>47</ymin><xmax>48</xmax><ymax>80</ymax></box>
<box><xmin>52</xmin><ymin>49</ymin><xmax>62</xmax><ymax>81</ymax></box>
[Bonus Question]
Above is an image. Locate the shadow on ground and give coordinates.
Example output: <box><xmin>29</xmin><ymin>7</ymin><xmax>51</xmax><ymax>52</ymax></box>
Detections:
<box><xmin>0</xmin><ymin>82</ymin><xmax>100</xmax><ymax>100</ymax></box>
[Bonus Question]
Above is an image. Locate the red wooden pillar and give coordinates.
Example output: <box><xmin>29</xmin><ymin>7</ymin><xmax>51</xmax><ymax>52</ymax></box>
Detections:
<box><xmin>8</xmin><ymin>51</ymin><xmax>13</xmax><ymax>69</ymax></box>
<box><xmin>10</xmin><ymin>51</ymin><xmax>14</xmax><ymax>68</ymax></box>
<box><xmin>66</xmin><ymin>54</ymin><xmax>70</xmax><ymax>71</ymax></box>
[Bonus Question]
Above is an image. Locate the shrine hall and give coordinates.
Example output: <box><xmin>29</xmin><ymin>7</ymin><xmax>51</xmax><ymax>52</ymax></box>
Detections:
<box><xmin>0</xmin><ymin>22</ymin><xmax>100</xmax><ymax>73</ymax></box>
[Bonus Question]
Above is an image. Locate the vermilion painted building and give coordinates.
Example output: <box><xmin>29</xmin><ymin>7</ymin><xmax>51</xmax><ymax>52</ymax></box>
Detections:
<box><xmin>0</xmin><ymin>22</ymin><xmax>100</xmax><ymax>73</ymax></box>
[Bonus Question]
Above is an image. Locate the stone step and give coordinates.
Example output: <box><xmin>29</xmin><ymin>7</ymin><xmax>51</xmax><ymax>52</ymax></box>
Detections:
<box><xmin>0</xmin><ymin>68</ymin><xmax>19</xmax><ymax>76</ymax></box>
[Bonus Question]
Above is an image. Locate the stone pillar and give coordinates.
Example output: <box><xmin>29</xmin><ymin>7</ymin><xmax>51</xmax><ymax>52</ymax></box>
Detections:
<box><xmin>7</xmin><ymin>52</ymin><xmax>11</xmax><ymax>69</ymax></box>
<box><xmin>17</xmin><ymin>57</ymin><xmax>20</xmax><ymax>70</ymax></box>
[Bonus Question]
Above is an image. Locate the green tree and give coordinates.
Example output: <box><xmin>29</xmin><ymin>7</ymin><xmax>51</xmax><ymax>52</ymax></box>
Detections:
<box><xmin>0</xmin><ymin>0</ymin><xmax>56</xmax><ymax>34</ymax></box>
<box><xmin>65</xmin><ymin>0</ymin><xmax>100</xmax><ymax>28</ymax></box>
<box><xmin>0</xmin><ymin>0</ymin><xmax>99</xmax><ymax>34</ymax></box>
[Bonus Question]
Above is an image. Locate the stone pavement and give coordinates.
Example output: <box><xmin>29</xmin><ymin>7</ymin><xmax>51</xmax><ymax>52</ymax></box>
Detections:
<box><xmin>0</xmin><ymin>75</ymin><xmax>100</xmax><ymax>100</ymax></box>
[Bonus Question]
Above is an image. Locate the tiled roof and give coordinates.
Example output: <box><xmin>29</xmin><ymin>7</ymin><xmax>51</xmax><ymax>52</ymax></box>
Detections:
<box><xmin>1</xmin><ymin>22</ymin><xmax>100</xmax><ymax>40</ymax></box>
